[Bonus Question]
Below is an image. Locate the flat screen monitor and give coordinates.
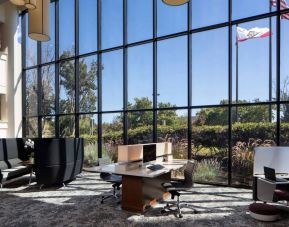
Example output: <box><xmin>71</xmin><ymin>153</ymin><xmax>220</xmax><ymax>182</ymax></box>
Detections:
<box><xmin>143</xmin><ymin>144</ymin><xmax>156</xmax><ymax>163</ymax></box>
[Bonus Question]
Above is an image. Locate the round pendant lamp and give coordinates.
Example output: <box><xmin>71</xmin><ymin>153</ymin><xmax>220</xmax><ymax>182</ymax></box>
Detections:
<box><xmin>162</xmin><ymin>0</ymin><xmax>189</xmax><ymax>6</ymax></box>
<box><xmin>28</xmin><ymin>0</ymin><xmax>50</xmax><ymax>42</ymax></box>
<box><xmin>25</xmin><ymin>0</ymin><xmax>37</xmax><ymax>10</ymax></box>
<box><xmin>10</xmin><ymin>0</ymin><xmax>25</xmax><ymax>6</ymax></box>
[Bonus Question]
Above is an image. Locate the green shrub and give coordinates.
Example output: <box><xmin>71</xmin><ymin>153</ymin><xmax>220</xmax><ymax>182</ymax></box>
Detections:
<box><xmin>194</xmin><ymin>159</ymin><xmax>221</xmax><ymax>182</ymax></box>
<box><xmin>83</xmin><ymin>142</ymin><xmax>98</xmax><ymax>166</ymax></box>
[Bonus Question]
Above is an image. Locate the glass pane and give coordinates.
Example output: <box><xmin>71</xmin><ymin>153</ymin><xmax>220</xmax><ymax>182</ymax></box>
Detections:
<box><xmin>127</xmin><ymin>0</ymin><xmax>153</xmax><ymax>43</ymax></box>
<box><xmin>128</xmin><ymin>111</ymin><xmax>153</xmax><ymax>144</ymax></box>
<box><xmin>102</xmin><ymin>50</ymin><xmax>123</xmax><ymax>111</ymax></box>
<box><xmin>41</xmin><ymin>65</ymin><xmax>55</xmax><ymax>115</ymax></box>
<box><xmin>157</xmin><ymin>109</ymin><xmax>188</xmax><ymax>160</ymax></box>
<box><xmin>26</xmin><ymin>14</ymin><xmax>37</xmax><ymax>67</ymax></box>
<box><xmin>26</xmin><ymin>69</ymin><xmax>38</xmax><ymax>116</ymax></box>
<box><xmin>232</xmin><ymin>0</ymin><xmax>273</xmax><ymax>20</ymax></box>
<box><xmin>233</xmin><ymin>19</ymin><xmax>276</xmax><ymax>104</ymax></box>
<box><xmin>79</xmin><ymin>56</ymin><xmax>98</xmax><ymax>113</ymax></box>
<box><xmin>59</xmin><ymin>0</ymin><xmax>75</xmax><ymax>58</ymax></box>
<box><xmin>59</xmin><ymin>60</ymin><xmax>75</xmax><ymax>114</ymax></box>
<box><xmin>192</xmin><ymin>108</ymin><xmax>228</xmax><ymax>185</ymax></box>
<box><xmin>42</xmin><ymin>117</ymin><xmax>55</xmax><ymax>138</ymax></box>
<box><xmin>192</xmin><ymin>28</ymin><xmax>228</xmax><ymax>106</ymax></box>
<box><xmin>231</xmin><ymin>105</ymin><xmax>276</xmax><ymax>187</ymax></box>
<box><xmin>192</xmin><ymin>0</ymin><xmax>228</xmax><ymax>29</ymax></box>
<box><xmin>80</xmin><ymin>114</ymin><xmax>98</xmax><ymax>167</ymax></box>
<box><xmin>27</xmin><ymin>118</ymin><xmax>38</xmax><ymax>138</ymax></box>
<box><xmin>281</xmin><ymin>17</ymin><xmax>289</xmax><ymax>101</ymax></box>
<box><xmin>101</xmin><ymin>0</ymin><xmax>123</xmax><ymax>49</ymax></box>
<box><xmin>128</xmin><ymin>44</ymin><xmax>153</xmax><ymax>109</ymax></box>
<box><xmin>41</xmin><ymin>1</ymin><xmax>55</xmax><ymax>63</ymax></box>
<box><xmin>158</xmin><ymin>36</ymin><xmax>187</xmax><ymax>107</ymax></box>
<box><xmin>281</xmin><ymin>104</ymin><xmax>289</xmax><ymax>145</ymax></box>
<box><xmin>79</xmin><ymin>0</ymin><xmax>97</xmax><ymax>54</ymax></box>
<box><xmin>157</xmin><ymin>0</ymin><xmax>187</xmax><ymax>37</ymax></box>
<box><xmin>59</xmin><ymin>115</ymin><xmax>75</xmax><ymax>137</ymax></box>
<box><xmin>103</xmin><ymin>113</ymin><xmax>123</xmax><ymax>162</ymax></box>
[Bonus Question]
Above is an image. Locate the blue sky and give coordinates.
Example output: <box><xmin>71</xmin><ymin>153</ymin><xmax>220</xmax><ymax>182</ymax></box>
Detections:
<box><xmin>25</xmin><ymin>0</ymin><xmax>289</xmax><ymax>123</ymax></box>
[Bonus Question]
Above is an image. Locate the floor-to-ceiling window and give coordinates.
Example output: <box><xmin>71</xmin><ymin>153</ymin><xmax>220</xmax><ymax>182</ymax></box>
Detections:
<box><xmin>22</xmin><ymin>0</ymin><xmax>288</xmax><ymax>187</ymax></box>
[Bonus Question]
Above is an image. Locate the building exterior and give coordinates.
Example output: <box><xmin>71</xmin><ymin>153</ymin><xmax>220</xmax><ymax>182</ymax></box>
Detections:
<box><xmin>0</xmin><ymin>1</ymin><xmax>22</xmax><ymax>138</ymax></box>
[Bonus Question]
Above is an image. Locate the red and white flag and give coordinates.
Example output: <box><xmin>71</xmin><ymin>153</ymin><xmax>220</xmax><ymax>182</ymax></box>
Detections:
<box><xmin>236</xmin><ymin>27</ymin><xmax>271</xmax><ymax>42</ymax></box>
<box><xmin>272</xmin><ymin>0</ymin><xmax>289</xmax><ymax>20</ymax></box>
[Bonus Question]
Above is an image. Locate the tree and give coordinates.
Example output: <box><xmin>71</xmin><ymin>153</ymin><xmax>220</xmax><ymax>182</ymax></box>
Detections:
<box><xmin>59</xmin><ymin>50</ymin><xmax>99</xmax><ymax>136</ymax></box>
<box><xmin>194</xmin><ymin>99</ymin><xmax>273</xmax><ymax>126</ymax></box>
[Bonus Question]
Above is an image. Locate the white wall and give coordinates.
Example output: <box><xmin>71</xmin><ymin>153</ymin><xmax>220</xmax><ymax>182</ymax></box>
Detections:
<box><xmin>0</xmin><ymin>2</ymin><xmax>22</xmax><ymax>138</ymax></box>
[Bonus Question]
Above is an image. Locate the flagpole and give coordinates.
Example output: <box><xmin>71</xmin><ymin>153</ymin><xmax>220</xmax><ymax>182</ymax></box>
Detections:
<box><xmin>236</xmin><ymin>24</ymin><xmax>239</xmax><ymax>122</ymax></box>
<box><xmin>269</xmin><ymin>0</ymin><xmax>272</xmax><ymax>122</ymax></box>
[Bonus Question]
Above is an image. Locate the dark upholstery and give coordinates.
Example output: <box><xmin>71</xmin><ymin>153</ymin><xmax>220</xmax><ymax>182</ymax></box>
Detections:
<box><xmin>162</xmin><ymin>161</ymin><xmax>196</xmax><ymax>218</ymax></box>
<box><xmin>0</xmin><ymin>138</ymin><xmax>30</xmax><ymax>186</ymax></box>
<box><xmin>163</xmin><ymin>161</ymin><xmax>195</xmax><ymax>192</ymax></box>
<box><xmin>34</xmin><ymin>138</ymin><xmax>84</xmax><ymax>186</ymax></box>
<box><xmin>249</xmin><ymin>203</ymin><xmax>280</xmax><ymax>215</ymax></box>
<box><xmin>274</xmin><ymin>189</ymin><xmax>289</xmax><ymax>201</ymax></box>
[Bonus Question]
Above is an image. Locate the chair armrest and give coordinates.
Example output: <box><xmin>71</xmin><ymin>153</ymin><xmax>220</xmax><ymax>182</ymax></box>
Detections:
<box><xmin>257</xmin><ymin>178</ymin><xmax>277</xmax><ymax>202</ymax></box>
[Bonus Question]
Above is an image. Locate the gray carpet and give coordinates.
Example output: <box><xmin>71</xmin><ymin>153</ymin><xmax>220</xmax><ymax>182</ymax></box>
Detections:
<box><xmin>0</xmin><ymin>172</ymin><xmax>289</xmax><ymax>227</ymax></box>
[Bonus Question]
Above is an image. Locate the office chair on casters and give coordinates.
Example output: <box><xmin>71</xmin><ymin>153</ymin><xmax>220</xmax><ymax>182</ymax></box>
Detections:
<box><xmin>161</xmin><ymin>160</ymin><xmax>197</xmax><ymax>218</ymax></box>
<box><xmin>99</xmin><ymin>157</ymin><xmax>122</xmax><ymax>204</ymax></box>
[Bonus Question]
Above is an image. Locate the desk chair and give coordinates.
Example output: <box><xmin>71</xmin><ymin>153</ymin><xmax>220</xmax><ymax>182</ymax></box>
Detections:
<box><xmin>162</xmin><ymin>160</ymin><xmax>196</xmax><ymax>218</ymax></box>
<box><xmin>99</xmin><ymin>157</ymin><xmax>122</xmax><ymax>204</ymax></box>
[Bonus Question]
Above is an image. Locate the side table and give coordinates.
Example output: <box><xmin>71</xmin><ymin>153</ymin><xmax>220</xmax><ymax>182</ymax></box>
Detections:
<box><xmin>20</xmin><ymin>160</ymin><xmax>34</xmax><ymax>185</ymax></box>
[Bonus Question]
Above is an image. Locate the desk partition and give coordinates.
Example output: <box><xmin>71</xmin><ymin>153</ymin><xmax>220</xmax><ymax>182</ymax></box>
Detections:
<box><xmin>117</xmin><ymin>142</ymin><xmax>172</xmax><ymax>163</ymax></box>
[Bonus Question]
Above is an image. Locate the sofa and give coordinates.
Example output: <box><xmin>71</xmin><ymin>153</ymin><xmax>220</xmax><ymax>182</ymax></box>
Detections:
<box><xmin>34</xmin><ymin>138</ymin><xmax>84</xmax><ymax>186</ymax></box>
<box><xmin>0</xmin><ymin>138</ymin><xmax>31</xmax><ymax>187</ymax></box>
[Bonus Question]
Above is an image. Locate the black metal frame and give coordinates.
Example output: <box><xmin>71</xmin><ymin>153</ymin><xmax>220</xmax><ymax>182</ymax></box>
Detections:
<box><xmin>21</xmin><ymin>0</ymin><xmax>289</xmax><ymax>187</ymax></box>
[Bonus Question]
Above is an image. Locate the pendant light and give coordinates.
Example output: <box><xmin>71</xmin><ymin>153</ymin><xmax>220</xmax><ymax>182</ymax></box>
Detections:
<box><xmin>10</xmin><ymin>0</ymin><xmax>25</xmax><ymax>6</ymax></box>
<box><xmin>162</xmin><ymin>0</ymin><xmax>189</xmax><ymax>6</ymax></box>
<box><xmin>25</xmin><ymin>0</ymin><xmax>37</xmax><ymax>10</ymax></box>
<box><xmin>28</xmin><ymin>0</ymin><xmax>50</xmax><ymax>42</ymax></box>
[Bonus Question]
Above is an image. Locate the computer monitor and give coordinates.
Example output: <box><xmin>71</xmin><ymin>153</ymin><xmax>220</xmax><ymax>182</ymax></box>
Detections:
<box><xmin>143</xmin><ymin>144</ymin><xmax>156</xmax><ymax>163</ymax></box>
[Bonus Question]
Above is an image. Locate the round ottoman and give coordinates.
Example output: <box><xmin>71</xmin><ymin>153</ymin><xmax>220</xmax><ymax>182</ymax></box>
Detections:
<box><xmin>249</xmin><ymin>203</ymin><xmax>280</xmax><ymax>222</ymax></box>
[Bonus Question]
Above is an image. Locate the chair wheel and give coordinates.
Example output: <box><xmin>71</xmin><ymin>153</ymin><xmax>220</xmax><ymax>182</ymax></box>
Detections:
<box><xmin>161</xmin><ymin>209</ymin><xmax>166</xmax><ymax>214</ymax></box>
<box><xmin>178</xmin><ymin>214</ymin><xmax>183</xmax><ymax>218</ymax></box>
<box><xmin>100</xmin><ymin>200</ymin><xmax>104</xmax><ymax>204</ymax></box>
<box><xmin>193</xmin><ymin>210</ymin><xmax>198</xmax><ymax>214</ymax></box>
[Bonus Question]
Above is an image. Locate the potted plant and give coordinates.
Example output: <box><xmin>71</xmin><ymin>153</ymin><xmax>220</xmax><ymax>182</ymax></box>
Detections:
<box><xmin>24</xmin><ymin>139</ymin><xmax>35</xmax><ymax>163</ymax></box>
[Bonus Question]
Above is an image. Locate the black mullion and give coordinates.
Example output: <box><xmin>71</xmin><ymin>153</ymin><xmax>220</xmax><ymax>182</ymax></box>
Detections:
<box><xmin>153</xmin><ymin>0</ymin><xmax>157</xmax><ymax>143</ymax></box>
<box><xmin>187</xmin><ymin>0</ymin><xmax>192</xmax><ymax>160</ymax></box>
<box><xmin>21</xmin><ymin>13</ymin><xmax>27</xmax><ymax>138</ymax></box>
<box><xmin>55</xmin><ymin>0</ymin><xmax>60</xmax><ymax>138</ymax></box>
<box><xmin>123</xmin><ymin>0</ymin><xmax>128</xmax><ymax>145</ymax></box>
<box><xmin>97</xmin><ymin>0</ymin><xmax>102</xmax><ymax>158</ymax></box>
<box><xmin>228</xmin><ymin>0</ymin><xmax>233</xmax><ymax>186</ymax></box>
<box><xmin>75</xmin><ymin>0</ymin><xmax>80</xmax><ymax>137</ymax></box>
<box><xmin>37</xmin><ymin>41</ymin><xmax>42</xmax><ymax>137</ymax></box>
<box><xmin>276</xmin><ymin>0</ymin><xmax>281</xmax><ymax>145</ymax></box>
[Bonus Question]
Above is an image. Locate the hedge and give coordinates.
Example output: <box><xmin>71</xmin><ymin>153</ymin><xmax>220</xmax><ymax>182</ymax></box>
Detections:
<box><xmin>81</xmin><ymin>122</ymin><xmax>289</xmax><ymax>148</ymax></box>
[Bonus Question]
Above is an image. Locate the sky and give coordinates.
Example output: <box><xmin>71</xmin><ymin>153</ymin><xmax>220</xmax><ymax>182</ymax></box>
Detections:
<box><xmin>25</xmin><ymin>0</ymin><xmax>289</xmax><ymax>123</ymax></box>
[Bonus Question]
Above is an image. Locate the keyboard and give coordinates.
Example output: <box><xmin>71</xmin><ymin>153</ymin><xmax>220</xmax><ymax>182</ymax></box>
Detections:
<box><xmin>147</xmin><ymin>164</ymin><xmax>164</xmax><ymax>171</ymax></box>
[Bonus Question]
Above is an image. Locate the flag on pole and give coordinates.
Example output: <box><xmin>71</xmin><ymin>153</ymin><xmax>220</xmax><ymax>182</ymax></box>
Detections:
<box><xmin>236</xmin><ymin>27</ymin><xmax>271</xmax><ymax>42</ymax></box>
<box><xmin>271</xmin><ymin>0</ymin><xmax>289</xmax><ymax>20</ymax></box>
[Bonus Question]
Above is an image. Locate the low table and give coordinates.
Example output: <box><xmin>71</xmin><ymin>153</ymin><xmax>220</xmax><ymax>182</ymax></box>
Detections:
<box><xmin>249</xmin><ymin>203</ymin><xmax>280</xmax><ymax>222</ymax></box>
<box><xmin>19</xmin><ymin>160</ymin><xmax>34</xmax><ymax>184</ymax></box>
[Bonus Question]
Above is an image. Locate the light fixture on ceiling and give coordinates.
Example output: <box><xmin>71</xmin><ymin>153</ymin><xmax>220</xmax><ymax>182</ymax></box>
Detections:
<box><xmin>28</xmin><ymin>0</ymin><xmax>50</xmax><ymax>42</ymax></box>
<box><xmin>162</xmin><ymin>0</ymin><xmax>189</xmax><ymax>6</ymax></box>
<box><xmin>10</xmin><ymin>0</ymin><xmax>25</xmax><ymax>6</ymax></box>
<box><xmin>25</xmin><ymin>0</ymin><xmax>37</xmax><ymax>10</ymax></box>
